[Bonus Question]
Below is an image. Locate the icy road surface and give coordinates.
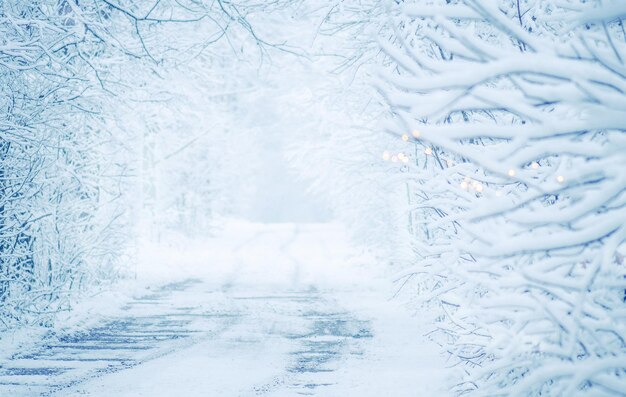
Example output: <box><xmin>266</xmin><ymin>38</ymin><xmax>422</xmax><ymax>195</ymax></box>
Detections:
<box><xmin>0</xmin><ymin>222</ymin><xmax>448</xmax><ymax>396</ymax></box>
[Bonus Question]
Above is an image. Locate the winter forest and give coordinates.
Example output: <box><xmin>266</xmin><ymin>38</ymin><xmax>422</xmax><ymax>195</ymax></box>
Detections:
<box><xmin>1</xmin><ymin>0</ymin><xmax>625</xmax><ymax>396</ymax></box>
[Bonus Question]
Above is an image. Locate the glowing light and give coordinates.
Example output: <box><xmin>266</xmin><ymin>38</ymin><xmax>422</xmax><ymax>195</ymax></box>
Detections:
<box><xmin>556</xmin><ymin>175</ymin><xmax>565</xmax><ymax>183</ymax></box>
<box><xmin>531</xmin><ymin>162</ymin><xmax>539</xmax><ymax>169</ymax></box>
<box><xmin>446</xmin><ymin>159</ymin><xmax>454</xmax><ymax>167</ymax></box>
<box><xmin>412</xmin><ymin>130</ymin><xmax>421</xmax><ymax>138</ymax></box>
<box><xmin>402</xmin><ymin>156</ymin><xmax>409</xmax><ymax>163</ymax></box>
<box><xmin>475</xmin><ymin>183</ymin><xmax>484</xmax><ymax>193</ymax></box>
<box><xmin>424</xmin><ymin>147</ymin><xmax>433</xmax><ymax>155</ymax></box>
<box><xmin>508</xmin><ymin>169</ymin><xmax>516</xmax><ymax>177</ymax></box>
<box><xmin>460</xmin><ymin>181</ymin><xmax>469</xmax><ymax>190</ymax></box>
<box><xmin>382</xmin><ymin>151</ymin><xmax>390</xmax><ymax>161</ymax></box>
<box><xmin>398</xmin><ymin>153</ymin><xmax>405</xmax><ymax>160</ymax></box>
<box><xmin>391</xmin><ymin>155</ymin><xmax>398</xmax><ymax>163</ymax></box>
<box><xmin>401</xmin><ymin>134</ymin><xmax>409</xmax><ymax>142</ymax></box>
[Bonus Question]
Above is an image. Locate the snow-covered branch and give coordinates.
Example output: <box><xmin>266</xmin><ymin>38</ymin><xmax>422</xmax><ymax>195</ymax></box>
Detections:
<box><xmin>380</xmin><ymin>0</ymin><xmax>626</xmax><ymax>395</ymax></box>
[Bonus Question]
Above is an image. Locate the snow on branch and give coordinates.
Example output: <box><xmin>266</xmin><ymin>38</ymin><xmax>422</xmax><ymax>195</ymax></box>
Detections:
<box><xmin>380</xmin><ymin>0</ymin><xmax>626</xmax><ymax>395</ymax></box>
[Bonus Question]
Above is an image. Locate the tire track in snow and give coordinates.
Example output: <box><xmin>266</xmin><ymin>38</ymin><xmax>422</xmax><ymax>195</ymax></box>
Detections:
<box><xmin>245</xmin><ymin>290</ymin><xmax>373</xmax><ymax>396</ymax></box>
<box><xmin>0</xmin><ymin>279</ymin><xmax>242</xmax><ymax>397</ymax></box>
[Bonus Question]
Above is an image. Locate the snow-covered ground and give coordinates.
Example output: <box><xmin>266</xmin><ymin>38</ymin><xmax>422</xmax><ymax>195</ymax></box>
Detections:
<box><xmin>1</xmin><ymin>221</ymin><xmax>448</xmax><ymax>396</ymax></box>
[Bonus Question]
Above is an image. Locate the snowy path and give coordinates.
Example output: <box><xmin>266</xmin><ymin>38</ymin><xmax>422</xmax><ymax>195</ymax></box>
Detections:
<box><xmin>0</xmin><ymin>223</ymin><xmax>448</xmax><ymax>396</ymax></box>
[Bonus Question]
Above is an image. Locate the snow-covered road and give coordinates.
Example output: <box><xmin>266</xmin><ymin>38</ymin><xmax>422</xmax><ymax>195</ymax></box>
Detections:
<box><xmin>1</xmin><ymin>223</ymin><xmax>448</xmax><ymax>396</ymax></box>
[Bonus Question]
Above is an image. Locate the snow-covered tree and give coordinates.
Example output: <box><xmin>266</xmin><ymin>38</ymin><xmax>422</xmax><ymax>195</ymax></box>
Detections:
<box><xmin>0</xmin><ymin>0</ymin><xmax>131</xmax><ymax>325</ymax></box>
<box><xmin>381</xmin><ymin>0</ymin><xmax>626</xmax><ymax>395</ymax></box>
<box><xmin>0</xmin><ymin>0</ymin><xmax>277</xmax><ymax>327</ymax></box>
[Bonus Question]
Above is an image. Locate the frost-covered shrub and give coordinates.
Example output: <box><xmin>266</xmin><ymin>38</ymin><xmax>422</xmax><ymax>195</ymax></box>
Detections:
<box><xmin>0</xmin><ymin>1</ymin><xmax>135</xmax><ymax>326</ymax></box>
<box><xmin>381</xmin><ymin>0</ymin><xmax>626</xmax><ymax>395</ymax></box>
<box><xmin>0</xmin><ymin>0</ymin><xmax>266</xmax><ymax>327</ymax></box>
